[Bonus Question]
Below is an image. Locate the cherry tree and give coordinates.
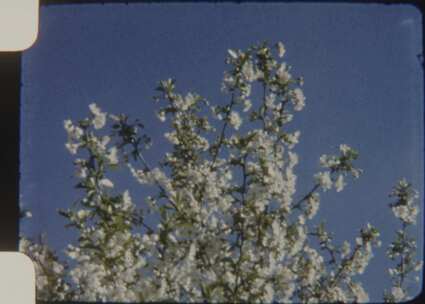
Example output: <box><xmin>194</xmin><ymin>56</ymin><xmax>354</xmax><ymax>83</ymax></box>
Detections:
<box><xmin>20</xmin><ymin>41</ymin><xmax>422</xmax><ymax>303</ymax></box>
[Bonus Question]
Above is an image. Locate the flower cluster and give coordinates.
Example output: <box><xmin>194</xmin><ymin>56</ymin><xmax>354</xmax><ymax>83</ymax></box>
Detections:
<box><xmin>19</xmin><ymin>237</ymin><xmax>70</xmax><ymax>301</ymax></box>
<box><xmin>20</xmin><ymin>42</ymin><xmax>422</xmax><ymax>303</ymax></box>
<box><xmin>384</xmin><ymin>179</ymin><xmax>422</xmax><ymax>303</ymax></box>
<box><xmin>315</xmin><ymin>144</ymin><xmax>362</xmax><ymax>192</ymax></box>
<box><xmin>389</xmin><ymin>179</ymin><xmax>419</xmax><ymax>225</ymax></box>
<box><xmin>47</xmin><ymin>105</ymin><xmax>155</xmax><ymax>302</ymax></box>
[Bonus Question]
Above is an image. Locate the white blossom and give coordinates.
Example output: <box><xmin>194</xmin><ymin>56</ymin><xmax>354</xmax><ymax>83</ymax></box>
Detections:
<box><xmin>414</xmin><ymin>261</ymin><xmax>423</xmax><ymax>272</ymax></box>
<box><xmin>228</xmin><ymin>111</ymin><xmax>242</xmax><ymax>130</ymax></box>
<box><xmin>164</xmin><ymin>131</ymin><xmax>180</xmax><ymax>145</ymax></box>
<box><xmin>122</xmin><ymin>190</ymin><xmax>133</xmax><ymax>210</ymax></box>
<box><xmin>291</xmin><ymin>88</ymin><xmax>306</xmax><ymax>111</ymax></box>
<box><xmin>243</xmin><ymin>99</ymin><xmax>252</xmax><ymax>112</ymax></box>
<box><xmin>99</xmin><ymin>178</ymin><xmax>114</xmax><ymax>188</ymax></box>
<box><xmin>75</xmin><ymin>165</ymin><xmax>88</xmax><ymax>179</ymax></box>
<box><xmin>89</xmin><ymin>103</ymin><xmax>107</xmax><ymax>129</ymax></box>
<box><xmin>390</xmin><ymin>287</ymin><xmax>405</xmax><ymax>301</ymax></box>
<box><xmin>64</xmin><ymin>120</ymin><xmax>83</xmax><ymax>140</ymax></box>
<box><xmin>227</xmin><ymin>49</ymin><xmax>238</xmax><ymax>59</ymax></box>
<box><xmin>334</xmin><ymin>174</ymin><xmax>346</xmax><ymax>192</ymax></box>
<box><xmin>319</xmin><ymin>154</ymin><xmax>340</xmax><ymax>168</ymax></box>
<box><xmin>356</xmin><ymin>237</ymin><xmax>363</xmax><ymax>246</ymax></box>
<box><xmin>339</xmin><ymin>144</ymin><xmax>351</xmax><ymax>155</ymax></box>
<box><xmin>350</xmin><ymin>283</ymin><xmax>369</xmax><ymax>303</ymax></box>
<box><xmin>341</xmin><ymin>241</ymin><xmax>351</xmax><ymax>259</ymax></box>
<box><xmin>392</xmin><ymin>205</ymin><xmax>418</xmax><ymax>224</ymax></box>
<box><xmin>65</xmin><ymin>142</ymin><xmax>81</xmax><ymax>155</ymax></box>
<box><xmin>306</xmin><ymin>193</ymin><xmax>320</xmax><ymax>219</ymax></box>
<box><xmin>76</xmin><ymin>210</ymin><xmax>90</xmax><ymax>220</ymax></box>
<box><xmin>157</xmin><ymin>110</ymin><xmax>166</xmax><ymax>122</ymax></box>
<box><xmin>285</xmin><ymin>130</ymin><xmax>301</xmax><ymax>148</ymax></box>
<box><xmin>315</xmin><ymin>171</ymin><xmax>333</xmax><ymax>191</ymax></box>
<box><xmin>276</xmin><ymin>63</ymin><xmax>291</xmax><ymax>84</ymax></box>
<box><xmin>106</xmin><ymin>146</ymin><xmax>119</xmax><ymax>165</ymax></box>
<box><xmin>277</xmin><ymin>41</ymin><xmax>286</xmax><ymax>58</ymax></box>
<box><xmin>242</xmin><ymin>60</ymin><xmax>256</xmax><ymax>82</ymax></box>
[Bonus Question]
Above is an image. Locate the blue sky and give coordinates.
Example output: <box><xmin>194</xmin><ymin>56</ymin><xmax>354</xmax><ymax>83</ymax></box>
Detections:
<box><xmin>20</xmin><ymin>2</ymin><xmax>423</xmax><ymax>302</ymax></box>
